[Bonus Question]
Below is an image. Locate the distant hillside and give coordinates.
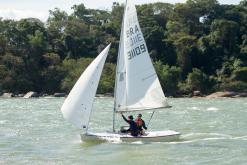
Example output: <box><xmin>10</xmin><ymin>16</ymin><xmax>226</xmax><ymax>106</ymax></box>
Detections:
<box><xmin>0</xmin><ymin>0</ymin><xmax>246</xmax><ymax>96</ymax></box>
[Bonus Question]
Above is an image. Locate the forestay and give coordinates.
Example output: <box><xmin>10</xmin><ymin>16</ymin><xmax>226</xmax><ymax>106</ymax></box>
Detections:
<box><xmin>61</xmin><ymin>44</ymin><xmax>111</xmax><ymax>130</ymax></box>
<box><xmin>115</xmin><ymin>0</ymin><xmax>168</xmax><ymax>112</ymax></box>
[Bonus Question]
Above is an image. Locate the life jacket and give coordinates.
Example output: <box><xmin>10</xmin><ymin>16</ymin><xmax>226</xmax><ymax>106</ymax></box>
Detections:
<box><xmin>136</xmin><ymin>118</ymin><xmax>143</xmax><ymax>127</ymax></box>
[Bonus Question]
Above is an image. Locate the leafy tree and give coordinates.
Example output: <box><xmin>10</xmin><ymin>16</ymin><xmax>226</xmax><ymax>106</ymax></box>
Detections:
<box><xmin>47</xmin><ymin>8</ymin><xmax>68</xmax><ymax>25</ymax></box>
<box><xmin>210</xmin><ymin>19</ymin><xmax>239</xmax><ymax>54</ymax></box>
<box><xmin>154</xmin><ymin>61</ymin><xmax>182</xmax><ymax>95</ymax></box>
<box><xmin>41</xmin><ymin>53</ymin><xmax>65</xmax><ymax>93</ymax></box>
<box><xmin>174</xmin><ymin>34</ymin><xmax>197</xmax><ymax>77</ymax></box>
<box><xmin>186</xmin><ymin>68</ymin><xmax>210</xmax><ymax>92</ymax></box>
<box><xmin>47</xmin><ymin>8</ymin><xmax>68</xmax><ymax>59</ymax></box>
<box><xmin>60</xmin><ymin>58</ymin><xmax>89</xmax><ymax>92</ymax></box>
<box><xmin>61</xmin><ymin>57</ymin><xmax>115</xmax><ymax>94</ymax></box>
<box><xmin>231</xmin><ymin>67</ymin><xmax>247</xmax><ymax>82</ymax></box>
<box><xmin>71</xmin><ymin>4</ymin><xmax>90</xmax><ymax>22</ymax></box>
<box><xmin>98</xmin><ymin>63</ymin><xmax>115</xmax><ymax>94</ymax></box>
<box><xmin>0</xmin><ymin>1</ymin><xmax>247</xmax><ymax>95</ymax></box>
<box><xmin>219</xmin><ymin>81</ymin><xmax>247</xmax><ymax>92</ymax></box>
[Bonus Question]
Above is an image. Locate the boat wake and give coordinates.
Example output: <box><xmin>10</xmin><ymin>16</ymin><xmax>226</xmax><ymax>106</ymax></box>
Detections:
<box><xmin>206</xmin><ymin>107</ymin><xmax>219</xmax><ymax>111</ymax></box>
<box><xmin>100</xmin><ymin>136</ymin><xmax>122</xmax><ymax>143</ymax></box>
<box><xmin>191</xmin><ymin>106</ymin><xmax>200</xmax><ymax>110</ymax></box>
<box><xmin>164</xmin><ymin>132</ymin><xmax>247</xmax><ymax>144</ymax></box>
<box><xmin>130</xmin><ymin>141</ymin><xmax>144</xmax><ymax>144</ymax></box>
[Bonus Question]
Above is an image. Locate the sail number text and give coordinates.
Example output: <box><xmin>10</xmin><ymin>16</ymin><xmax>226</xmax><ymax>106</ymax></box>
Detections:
<box><xmin>126</xmin><ymin>25</ymin><xmax>147</xmax><ymax>60</ymax></box>
<box><xmin>127</xmin><ymin>44</ymin><xmax>147</xmax><ymax>60</ymax></box>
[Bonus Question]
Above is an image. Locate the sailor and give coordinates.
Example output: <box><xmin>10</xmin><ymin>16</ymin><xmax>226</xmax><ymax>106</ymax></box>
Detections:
<box><xmin>135</xmin><ymin>114</ymin><xmax>147</xmax><ymax>135</ymax></box>
<box><xmin>121</xmin><ymin>112</ymin><xmax>138</xmax><ymax>136</ymax></box>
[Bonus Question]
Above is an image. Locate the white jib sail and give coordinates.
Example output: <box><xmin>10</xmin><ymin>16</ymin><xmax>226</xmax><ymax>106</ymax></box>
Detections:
<box><xmin>61</xmin><ymin>44</ymin><xmax>111</xmax><ymax>129</ymax></box>
<box><xmin>115</xmin><ymin>0</ymin><xmax>168</xmax><ymax>112</ymax></box>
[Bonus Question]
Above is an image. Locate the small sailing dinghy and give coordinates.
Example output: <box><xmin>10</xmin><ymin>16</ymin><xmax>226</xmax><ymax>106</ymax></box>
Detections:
<box><xmin>61</xmin><ymin>0</ymin><xmax>180</xmax><ymax>142</ymax></box>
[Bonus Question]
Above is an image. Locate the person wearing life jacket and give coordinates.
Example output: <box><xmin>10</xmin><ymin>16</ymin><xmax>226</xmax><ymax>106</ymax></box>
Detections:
<box><xmin>121</xmin><ymin>112</ymin><xmax>139</xmax><ymax>136</ymax></box>
<box><xmin>135</xmin><ymin>114</ymin><xmax>147</xmax><ymax>135</ymax></box>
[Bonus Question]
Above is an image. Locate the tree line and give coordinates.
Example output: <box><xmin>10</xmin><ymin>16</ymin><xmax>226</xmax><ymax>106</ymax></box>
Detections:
<box><xmin>0</xmin><ymin>0</ymin><xmax>246</xmax><ymax>96</ymax></box>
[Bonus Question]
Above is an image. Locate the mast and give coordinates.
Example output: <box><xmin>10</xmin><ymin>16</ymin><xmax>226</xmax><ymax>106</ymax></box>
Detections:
<box><xmin>113</xmin><ymin>0</ymin><xmax>128</xmax><ymax>132</ymax></box>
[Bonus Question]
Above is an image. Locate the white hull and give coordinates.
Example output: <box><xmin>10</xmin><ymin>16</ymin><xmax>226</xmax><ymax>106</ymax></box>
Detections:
<box><xmin>81</xmin><ymin>130</ymin><xmax>180</xmax><ymax>142</ymax></box>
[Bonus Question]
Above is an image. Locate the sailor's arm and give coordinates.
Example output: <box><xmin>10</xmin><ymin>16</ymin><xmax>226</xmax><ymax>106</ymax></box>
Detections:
<box><xmin>121</xmin><ymin>113</ymin><xmax>129</xmax><ymax>123</ymax></box>
<box><xmin>142</xmin><ymin>120</ymin><xmax>147</xmax><ymax>130</ymax></box>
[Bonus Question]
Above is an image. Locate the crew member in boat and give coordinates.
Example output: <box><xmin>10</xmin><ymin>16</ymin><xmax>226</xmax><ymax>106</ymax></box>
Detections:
<box><xmin>136</xmin><ymin>114</ymin><xmax>147</xmax><ymax>135</ymax></box>
<box><xmin>120</xmin><ymin>113</ymin><xmax>139</xmax><ymax>136</ymax></box>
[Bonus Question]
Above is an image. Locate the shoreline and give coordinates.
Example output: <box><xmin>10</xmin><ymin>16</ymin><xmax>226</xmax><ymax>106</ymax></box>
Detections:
<box><xmin>0</xmin><ymin>91</ymin><xmax>247</xmax><ymax>99</ymax></box>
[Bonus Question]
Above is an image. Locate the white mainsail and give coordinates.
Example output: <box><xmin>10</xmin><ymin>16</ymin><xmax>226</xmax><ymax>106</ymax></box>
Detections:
<box><xmin>61</xmin><ymin>44</ymin><xmax>111</xmax><ymax>130</ymax></box>
<box><xmin>115</xmin><ymin>0</ymin><xmax>168</xmax><ymax>112</ymax></box>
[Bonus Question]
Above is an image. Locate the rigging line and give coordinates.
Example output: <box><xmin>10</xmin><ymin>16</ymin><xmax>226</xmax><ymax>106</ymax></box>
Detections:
<box><xmin>146</xmin><ymin>111</ymin><xmax>155</xmax><ymax>128</ymax></box>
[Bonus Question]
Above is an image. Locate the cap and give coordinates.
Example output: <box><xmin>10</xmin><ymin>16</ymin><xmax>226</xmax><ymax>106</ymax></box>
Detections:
<box><xmin>138</xmin><ymin>114</ymin><xmax>142</xmax><ymax>117</ymax></box>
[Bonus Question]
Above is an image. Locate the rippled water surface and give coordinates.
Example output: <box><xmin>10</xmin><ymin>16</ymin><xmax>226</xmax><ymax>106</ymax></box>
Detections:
<box><xmin>0</xmin><ymin>97</ymin><xmax>247</xmax><ymax>165</ymax></box>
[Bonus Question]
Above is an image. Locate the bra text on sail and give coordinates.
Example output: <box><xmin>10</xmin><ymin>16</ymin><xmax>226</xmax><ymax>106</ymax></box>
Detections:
<box><xmin>126</xmin><ymin>25</ymin><xmax>147</xmax><ymax>60</ymax></box>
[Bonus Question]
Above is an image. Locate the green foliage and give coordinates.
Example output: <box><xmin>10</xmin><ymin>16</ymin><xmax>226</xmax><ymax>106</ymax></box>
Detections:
<box><xmin>60</xmin><ymin>58</ymin><xmax>115</xmax><ymax>94</ymax></box>
<box><xmin>174</xmin><ymin>34</ymin><xmax>197</xmax><ymax>76</ymax></box>
<box><xmin>240</xmin><ymin>0</ymin><xmax>247</xmax><ymax>6</ymax></box>
<box><xmin>154</xmin><ymin>61</ymin><xmax>182</xmax><ymax>95</ymax></box>
<box><xmin>72</xmin><ymin>4</ymin><xmax>89</xmax><ymax>21</ymax></box>
<box><xmin>185</xmin><ymin>68</ymin><xmax>210</xmax><ymax>92</ymax></box>
<box><xmin>48</xmin><ymin>8</ymin><xmax>68</xmax><ymax>24</ymax></box>
<box><xmin>216</xmin><ymin>57</ymin><xmax>244</xmax><ymax>83</ymax></box>
<box><xmin>0</xmin><ymin>2</ymin><xmax>246</xmax><ymax>95</ymax></box>
<box><xmin>60</xmin><ymin>58</ymin><xmax>91</xmax><ymax>92</ymax></box>
<box><xmin>210</xmin><ymin>19</ymin><xmax>239</xmax><ymax>53</ymax></box>
<box><xmin>231</xmin><ymin>67</ymin><xmax>247</xmax><ymax>82</ymax></box>
<box><xmin>0</xmin><ymin>53</ymin><xmax>28</xmax><ymax>92</ymax></box>
<box><xmin>28</xmin><ymin>30</ymin><xmax>47</xmax><ymax>49</ymax></box>
<box><xmin>41</xmin><ymin>53</ymin><xmax>65</xmax><ymax>93</ymax></box>
<box><xmin>220</xmin><ymin>81</ymin><xmax>247</xmax><ymax>92</ymax></box>
<box><xmin>98</xmin><ymin>63</ymin><xmax>115</xmax><ymax>94</ymax></box>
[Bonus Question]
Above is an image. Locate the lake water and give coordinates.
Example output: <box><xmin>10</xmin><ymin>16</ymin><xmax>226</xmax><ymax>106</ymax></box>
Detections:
<box><xmin>0</xmin><ymin>97</ymin><xmax>247</xmax><ymax>165</ymax></box>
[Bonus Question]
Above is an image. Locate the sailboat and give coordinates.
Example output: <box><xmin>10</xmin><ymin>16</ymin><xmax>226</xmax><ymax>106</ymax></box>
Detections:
<box><xmin>61</xmin><ymin>0</ymin><xmax>180</xmax><ymax>142</ymax></box>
